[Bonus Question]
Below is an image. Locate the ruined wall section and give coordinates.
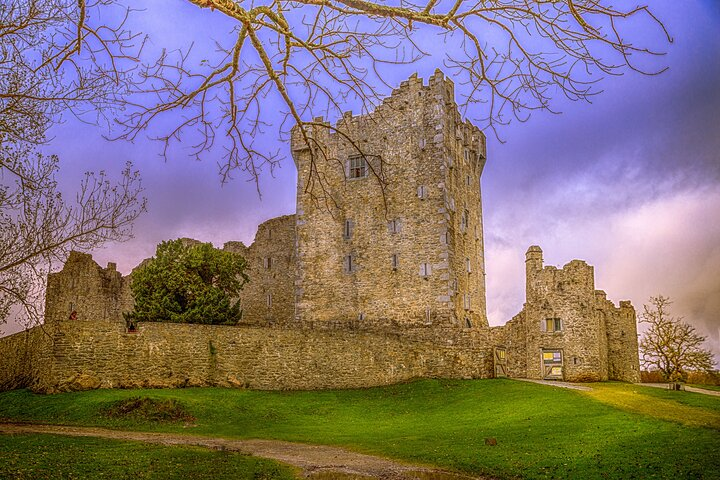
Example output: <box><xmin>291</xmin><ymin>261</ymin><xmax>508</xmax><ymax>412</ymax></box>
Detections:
<box><xmin>604</xmin><ymin>298</ymin><xmax>641</xmax><ymax>382</ymax></box>
<box><xmin>224</xmin><ymin>215</ymin><xmax>296</xmax><ymax>326</ymax></box>
<box><xmin>45</xmin><ymin>252</ymin><xmax>133</xmax><ymax>324</ymax></box>
<box><xmin>491</xmin><ymin>312</ymin><xmax>528</xmax><ymax>377</ymax></box>
<box><xmin>291</xmin><ymin>70</ymin><xmax>487</xmax><ymax>331</ymax></box>
<box><xmin>521</xmin><ymin>247</ymin><xmax>608</xmax><ymax>381</ymax></box>
<box><xmin>496</xmin><ymin>246</ymin><xmax>640</xmax><ymax>382</ymax></box>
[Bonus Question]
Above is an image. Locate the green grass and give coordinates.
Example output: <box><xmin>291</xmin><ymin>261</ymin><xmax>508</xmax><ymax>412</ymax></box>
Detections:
<box><xmin>689</xmin><ymin>384</ymin><xmax>720</xmax><ymax>392</ymax></box>
<box><xmin>0</xmin><ymin>433</ymin><xmax>297</xmax><ymax>479</ymax></box>
<box><xmin>1</xmin><ymin>379</ymin><xmax>718</xmax><ymax>479</ymax></box>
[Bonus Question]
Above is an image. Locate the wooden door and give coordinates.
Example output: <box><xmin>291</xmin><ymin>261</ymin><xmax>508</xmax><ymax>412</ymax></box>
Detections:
<box><xmin>494</xmin><ymin>347</ymin><xmax>508</xmax><ymax>378</ymax></box>
<box><xmin>542</xmin><ymin>349</ymin><xmax>563</xmax><ymax>380</ymax></box>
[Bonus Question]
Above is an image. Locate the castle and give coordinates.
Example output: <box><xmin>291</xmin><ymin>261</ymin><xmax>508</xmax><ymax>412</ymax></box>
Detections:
<box><xmin>0</xmin><ymin>71</ymin><xmax>640</xmax><ymax>393</ymax></box>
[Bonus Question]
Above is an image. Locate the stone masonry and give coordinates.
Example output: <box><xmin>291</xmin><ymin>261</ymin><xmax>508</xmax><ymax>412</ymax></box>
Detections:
<box><xmin>0</xmin><ymin>71</ymin><xmax>641</xmax><ymax>392</ymax></box>
<box><xmin>292</xmin><ymin>70</ymin><xmax>488</xmax><ymax>330</ymax></box>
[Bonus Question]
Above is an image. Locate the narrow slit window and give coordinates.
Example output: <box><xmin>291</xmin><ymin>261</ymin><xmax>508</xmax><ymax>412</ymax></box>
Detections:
<box><xmin>391</xmin><ymin>254</ymin><xmax>399</xmax><ymax>270</ymax></box>
<box><xmin>420</xmin><ymin>262</ymin><xmax>432</xmax><ymax>277</ymax></box>
<box><xmin>266</xmin><ymin>293</ymin><xmax>272</xmax><ymax>308</ymax></box>
<box><xmin>466</xmin><ymin>257</ymin><xmax>472</xmax><ymax>273</ymax></box>
<box><xmin>263</xmin><ymin>257</ymin><xmax>272</xmax><ymax>270</ymax></box>
<box><xmin>344</xmin><ymin>255</ymin><xmax>355</xmax><ymax>273</ymax></box>
<box><xmin>343</xmin><ymin>219</ymin><xmax>353</xmax><ymax>239</ymax></box>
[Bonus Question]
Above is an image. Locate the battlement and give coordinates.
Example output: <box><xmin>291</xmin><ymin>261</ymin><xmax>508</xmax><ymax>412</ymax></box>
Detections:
<box><xmin>291</xmin><ymin>70</ymin><xmax>486</xmax><ymax>162</ymax></box>
<box><xmin>525</xmin><ymin>246</ymin><xmax>595</xmax><ymax>303</ymax></box>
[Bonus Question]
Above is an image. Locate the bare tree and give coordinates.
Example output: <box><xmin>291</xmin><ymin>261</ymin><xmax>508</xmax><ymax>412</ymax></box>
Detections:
<box><xmin>0</xmin><ymin>1</ymin><xmax>146</xmax><ymax>331</ymax></box>
<box><xmin>639</xmin><ymin>295</ymin><xmax>715</xmax><ymax>385</ymax></box>
<box><xmin>8</xmin><ymin>1</ymin><xmax>671</xmax><ymax>202</ymax></box>
<box><xmin>115</xmin><ymin>0</ymin><xmax>670</xmax><ymax>199</ymax></box>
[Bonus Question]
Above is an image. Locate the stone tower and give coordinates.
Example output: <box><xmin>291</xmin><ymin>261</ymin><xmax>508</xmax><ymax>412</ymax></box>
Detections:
<box><xmin>291</xmin><ymin>70</ymin><xmax>488</xmax><ymax>330</ymax></box>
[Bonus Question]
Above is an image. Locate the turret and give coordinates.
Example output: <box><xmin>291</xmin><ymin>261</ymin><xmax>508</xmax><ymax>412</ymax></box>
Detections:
<box><xmin>525</xmin><ymin>245</ymin><xmax>543</xmax><ymax>301</ymax></box>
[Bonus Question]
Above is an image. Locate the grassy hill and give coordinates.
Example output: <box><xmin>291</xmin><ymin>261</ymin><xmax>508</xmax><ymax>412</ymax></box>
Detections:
<box><xmin>0</xmin><ymin>379</ymin><xmax>718</xmax><ymax>479</ymax></box>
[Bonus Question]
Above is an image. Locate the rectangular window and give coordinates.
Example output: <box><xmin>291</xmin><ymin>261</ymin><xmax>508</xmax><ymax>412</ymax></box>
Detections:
<box><xmin>419</xmin><ymin>138</ymin><xmax>426</xmax><ymax>150</ymax></box>
<box><xmin>465</xmin><ymin>317</ymin><xmax>473</xmax><ymax>328</ymax></box>
<box><xmin>466</xmin><ymin>174</ymin><xmax>471</xmax><ymax>186</ymax></box>
<box><xmin>466</xmin><ymin>257</ymin><xmax>472</xmax><ymax>273</ymax></box>
<box><xmin>348</xmin><ymin>156</ymin><xmax>368</xmax><ymax>179</ymax></box>
<box><xmin>441</xmin><ymin>231</ymin><xmax>450</xmax><ymax>245</ymax></box>
<box><xmin>460</xmin><ymin>210</ymin><xmax>468</xmax><ymax>233</ymax></box>
<box><xmin>464</xmin><ymin>148</ymin><xmax>470</xmax><ymax>162</ymax></box>
<box><xmin>266</xmin><ymin>293</ymin><xmax>272</xmax><ymax>308</ymax></box>
<box><xmin>263</xmin><ymin>257</ymin><xmax>272</xmax><ymax>269</ymax></box>
<box><xmin>425</xmin><ymin>306</ymin><xmax>432</xmax><ymax>324</ymax></box>
<box><xmin>388</xmin><ymin>218</ymin><xmax>401</xmax><ymax>234</ymax></box>
<box><xmin>545</xmin><ymin>318</ymin><xmax>562</xmax><ymax>332</ymax></box>
<box><xmin>391</xmin><ymin>253</ymin><xmax>399</xmax><ymax>270</ymax></box>
<box><xmin>343</xmin><ymin>219</ymin><xmax>353</xmax><ymax>239</ymax></box>
<box><xmin>420</xmin><ymin>262</ymin><xmax>432</xmax><ymax>277</ymax></box>
<box><xmin>417</xmin><ymin>185</ymin><xmax>428</xmax><ymax>199</ymax></box>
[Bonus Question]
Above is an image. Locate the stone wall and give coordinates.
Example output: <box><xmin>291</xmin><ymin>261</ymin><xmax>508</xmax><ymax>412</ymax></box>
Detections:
<box><xmin>605</xmin><ymin>299</ymin><xmax>641</xmax><ymax>382</ymax></box>
<box><xmin>0</xmin><ymin>319</ymin><xmax>491</xmax><ymax>393</ymax></box>
<box><xmin>0</xmin><ymin>326</ymin><xmax>52</xmax><ymax>391</ymax></box>
<box><xmin>291</xmin><ymin>70</ymin><xmax>487</xmax><ymax>331</ymax></box>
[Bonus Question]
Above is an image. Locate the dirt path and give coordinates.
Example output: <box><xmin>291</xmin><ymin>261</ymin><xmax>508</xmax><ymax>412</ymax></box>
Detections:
<box><xmin>515</xmin><ymin>378</ymin><xmax>592</xmax><ymax>391</ymax></box>
<box><xmin>0</xmin><ymin>423</ymin><xmax>486</xmax><ymax>480</ymax></box>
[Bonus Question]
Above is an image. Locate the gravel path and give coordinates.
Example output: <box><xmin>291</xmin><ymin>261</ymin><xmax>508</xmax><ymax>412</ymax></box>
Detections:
<box><xmin>637</xmin><ymin>383</ymin><xmax>720</xmax><ymax>397</ymax></box>
<box><xmin>0</xmin><ymin>423</ymin><xmax>488</xmax><ymax>480</ymax></box>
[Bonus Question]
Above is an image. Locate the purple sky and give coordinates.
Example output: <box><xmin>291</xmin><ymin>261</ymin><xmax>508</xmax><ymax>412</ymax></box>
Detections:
<box><xmin>4</xmin><ymin>0</ymin><xmax>720</xmax><ymax>362</ymax></box>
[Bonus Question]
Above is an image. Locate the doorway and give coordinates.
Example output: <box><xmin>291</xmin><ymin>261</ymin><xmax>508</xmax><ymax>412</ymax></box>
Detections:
<box><xmin>542</xmin><ymin>349</ymin><xmax>563</xmax><ymax>380</ymax></box>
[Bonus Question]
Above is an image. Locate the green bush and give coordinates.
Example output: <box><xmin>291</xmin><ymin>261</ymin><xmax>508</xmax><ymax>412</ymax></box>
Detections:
<box><xmin>125</xmin><ymin>239</ymin><xmax>248</xmax><ymax>325</ymax></box>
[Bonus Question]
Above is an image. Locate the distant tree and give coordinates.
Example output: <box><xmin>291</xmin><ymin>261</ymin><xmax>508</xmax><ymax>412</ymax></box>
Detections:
<box><xmin>639</xmin><ymin>295</ymin><xmax>715</xmax><ymax>384</ymax></box>
<box><xmin>126</xmin><ymin>239</ymin><xmax>249</xmax><ymax>326</ymax></box>
<box><xmin>0</xmin><ymin>1</ymin><xmax>145</xmax><ymax>331</ymax></box>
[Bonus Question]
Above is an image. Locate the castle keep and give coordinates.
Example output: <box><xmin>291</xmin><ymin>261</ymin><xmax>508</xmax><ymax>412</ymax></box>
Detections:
<box><xmin>0</xmin><ymin>71</ymin><xmax>640</xmax><ymax>393</ymax></box>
